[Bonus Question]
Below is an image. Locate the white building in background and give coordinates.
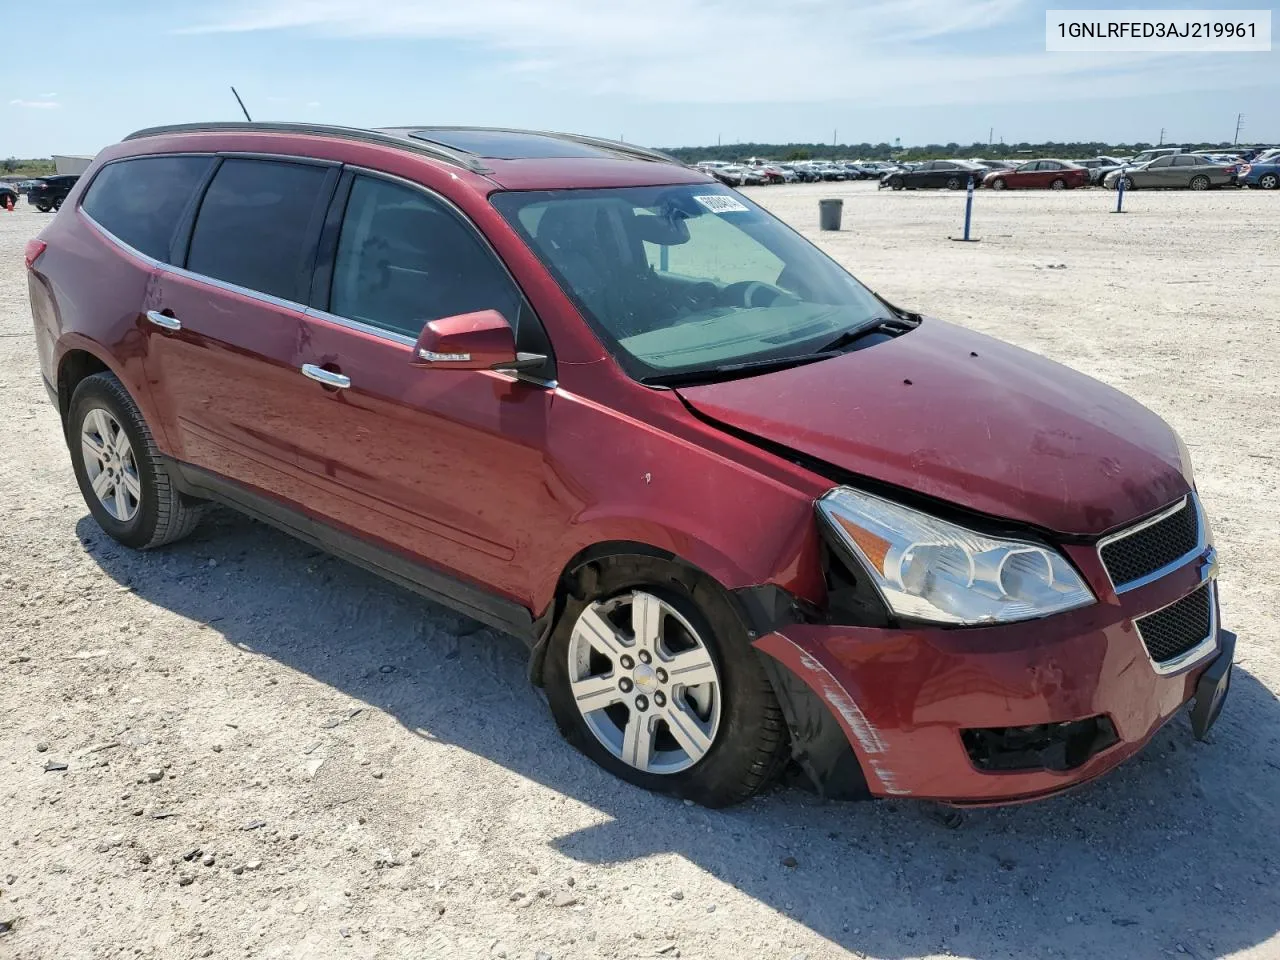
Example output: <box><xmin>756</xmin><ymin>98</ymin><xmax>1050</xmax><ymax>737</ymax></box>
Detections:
<box><xmin>53</xmin><ymin>155</ymin><xmax>94</xmax><ymax>175</ymax></box>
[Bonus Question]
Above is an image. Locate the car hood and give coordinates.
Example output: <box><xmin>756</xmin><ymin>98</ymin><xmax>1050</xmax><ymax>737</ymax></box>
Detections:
<box><xmin>677</xmin><ymin>319</ymin><xmax>1190</xmax><ymax>536</ymax></box>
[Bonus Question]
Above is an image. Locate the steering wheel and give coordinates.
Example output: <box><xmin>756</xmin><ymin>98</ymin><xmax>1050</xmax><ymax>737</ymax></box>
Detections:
<box><xmin>720</xmin><ymin>280</ymin><xmax>787</xmax><ymax>308</ymax></box>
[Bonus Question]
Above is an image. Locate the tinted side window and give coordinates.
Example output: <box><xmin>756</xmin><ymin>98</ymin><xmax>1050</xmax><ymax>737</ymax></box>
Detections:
<box><xmin>187</xmin><ymin>159</ymin><xmax>330</xmax><ymax>301</ymax></box>
<box><xmin>330</xmin><ymin>176</ymin><xmax>521</xmax><ymax>338</ymax></box>
<box><xmin>1172</xmin><ymin>155</ymin><xmax>1195</xmax><ymax>166</ymax></box>
<box><xmin>82</xmin><ymin>156</ymin><xmax>212</xmax><ymax>261</ymax></box>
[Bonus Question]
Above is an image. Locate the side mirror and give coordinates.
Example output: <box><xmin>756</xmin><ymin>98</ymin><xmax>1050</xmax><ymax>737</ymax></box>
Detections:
<box><xmin>412</xmin><ymin>309</ymin><xmax>545</xmax><ymax>372</ymax></box>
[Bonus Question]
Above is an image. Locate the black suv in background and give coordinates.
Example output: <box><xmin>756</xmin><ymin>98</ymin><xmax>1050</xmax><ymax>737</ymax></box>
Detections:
<box><xmin>27</xmin><ymin>175</ymin><xmax>81</xmax><ymax>212</ymax></box>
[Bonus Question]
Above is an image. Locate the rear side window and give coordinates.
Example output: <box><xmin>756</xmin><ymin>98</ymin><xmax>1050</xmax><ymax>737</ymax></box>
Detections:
<box><xmin>329</xmin><ymin>175</ymin><xmax>522</xmax><ymax>338</ymax></box>
<box><xmin>81</xmin><ymin>156</ymin><xmax>212</xmax><ymax>261</ymax></box>
<box><xmin>187</xmin><ymin>159</ymin><xmax>330</xmax><ymax>302</ymax></box>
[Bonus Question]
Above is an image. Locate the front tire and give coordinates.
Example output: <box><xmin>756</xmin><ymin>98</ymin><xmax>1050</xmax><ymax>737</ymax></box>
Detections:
<box><xmin>36</xmin><ymin>202</ymin><xmax>51</xmax><ymax>213</ymax></box>
<box><xmin>990</xmin><ymin>178</ymin><xmax>1007</xmax><ymax>191</ymax></box>
<box><xmin>544</xmin><ymin>559</ymin><xmax>789</xmax><ymax>807</ymax></box>
<box><xmin>889</xmin><ymin>175</ymin><xmax>904</xmax><ymax>190</ymax></box>
<box><xmin>68</xmin><ymin>372</ymin><xmax>204</xmax><ymax>549</ymax></box>
<box><xmin>1119</xmin><ymin>176</ymin><xmax>1135</xmax><ymax>191</ymax></box>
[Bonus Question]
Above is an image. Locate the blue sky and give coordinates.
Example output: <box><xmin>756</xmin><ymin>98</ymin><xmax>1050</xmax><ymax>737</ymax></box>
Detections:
<box><xmin>3</xmin><ymin>0</ymin><xmax>1275</xmax><ymax>157</ymax></box>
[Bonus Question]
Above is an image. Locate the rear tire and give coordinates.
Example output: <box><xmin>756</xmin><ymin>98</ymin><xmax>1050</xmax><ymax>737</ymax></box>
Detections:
<box><xmin>68</xmin><ymin>372</ymin><xmax>204</xmax><ymax>550</ymax></box>
<box><xmin>36</xmin><ymin>202</ymin><xmax>51</xmax><ymax>213</ymax></box>
<box><xmin>1050</xmin><ymin>178</ymin><xmax>1067</xmax><ymax>190</ymax></box>
<box><xmin>52</xmin><ymin>197</ymin><xmax>63</xmax><ymax>211</ymax></box>
<box><xmin>945</xmin><ymin>176</ymin><xmax>962</xmax><ymax>190</ymax></box>
<box><xmin>1189</xmin><ymin>175</ymin><xmax>1210</xmax><ymax>191</ymax></box>
<box><xmin>1260</xmin><ymin>173</ymin><xmax>1280</xmax><ymax>190</ymax></box>
<box><xmin>544</xmin><ymin>557</ymin><xmax>789</xmax><ymax>807</ymax></box>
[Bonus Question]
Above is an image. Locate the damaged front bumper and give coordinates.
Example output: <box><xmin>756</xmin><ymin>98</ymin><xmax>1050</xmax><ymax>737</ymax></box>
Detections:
<box><xmin>753</xmin><ymin>552</ymin><xmax>1232</xmax><ymax>805</ymax></box>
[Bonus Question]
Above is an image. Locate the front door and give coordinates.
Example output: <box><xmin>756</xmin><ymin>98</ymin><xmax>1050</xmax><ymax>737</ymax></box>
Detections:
<box><xmin>286</xmin><ymin>172</ymin><xmax>560</xmax><ymax>607</ymax></box>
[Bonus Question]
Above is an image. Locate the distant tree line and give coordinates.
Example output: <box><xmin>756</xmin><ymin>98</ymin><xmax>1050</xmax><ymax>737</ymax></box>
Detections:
<box><xmin>1</xmin><ymin>157</ymin><xmax>57</xmax><ymax>177</ymax></box>
<box><xmin>661</xmin><ymin>140</ymin><xmax>1265</xmax><ymax>163</ymax></box>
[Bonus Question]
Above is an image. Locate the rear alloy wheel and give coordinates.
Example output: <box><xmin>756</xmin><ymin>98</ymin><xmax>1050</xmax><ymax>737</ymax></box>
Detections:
<box><xmin>990</xmin><ymin>178</ymin><xmax>1007</xmax><ymax>191</ymax></box>
<box><xmin>1260</xmin><ymin>173</ymin><xmax>1280</xmax><ymax>190</ymax></box>
<box><xmin>1190</xmin><ymin>175</ymin><xmax>1211</xmax><ymax>191</ymax></box>
<box><xmin>544</xmin><ymin>565</ymin><xmax>790</xmax><ymax>807</ymax></box>
<box><xmin>945</xmin><ymin>176</ymin><xmax>962</xmax><ymax>190</ymax></box>
<box><xmin>1050</xmin><ymin>178</ymin><xmax>1067</xmax><ymax>190</ymax></box>
<box><xmin>69</xmin><ymin>372</ymin><xmax>204</xmax><ymax>549</ymax></box>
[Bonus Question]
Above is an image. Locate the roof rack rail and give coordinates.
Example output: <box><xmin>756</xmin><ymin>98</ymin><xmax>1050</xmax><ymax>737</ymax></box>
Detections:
<box><xmin>389</xmin><ymin>125</ymin><xmax>683</xmax><ymax>166</ymax></box>
<box><xmin>122</xmin><ymin>121</ymin><xmax>491</xmax><ymax>174</ymax></box>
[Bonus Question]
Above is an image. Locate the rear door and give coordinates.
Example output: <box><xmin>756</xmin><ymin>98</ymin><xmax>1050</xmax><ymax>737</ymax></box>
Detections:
<box><xmin>145</xmin><ymin>156</ymin><xmax>339</xmax><ymax>501</ymax></box>
<box><xmin>287</xmin><ymin>170</ymin><xmax>558</xmax><ymax>603</ymax></box>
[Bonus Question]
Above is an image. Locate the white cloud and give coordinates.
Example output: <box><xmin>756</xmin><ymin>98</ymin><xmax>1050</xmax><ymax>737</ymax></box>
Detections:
<box><xmin>306</xmin><ymin>101</ymin><xmax>321</xmax><ymax>108</ymax></box>
<box><xmin>176</xmin><ymin>0</ymin><xmax>1259</xmax><ymax>108</ymax></box>
<box><xmin>40</xmin><ymin>92</ymin><xmax>58</xmax><ymax>98</ymax></box>
<box><xmin>10</xmin><ymin>99</ymin><xmax>61</xmax><ymax>109</ymax></box>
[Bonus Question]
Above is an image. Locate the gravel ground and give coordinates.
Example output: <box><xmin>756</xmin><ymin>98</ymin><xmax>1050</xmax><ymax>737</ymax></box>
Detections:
<box><xmin>1</xmin><ymin>183</ymin><xmax>1278</xmax><ymax>960</ymax></box>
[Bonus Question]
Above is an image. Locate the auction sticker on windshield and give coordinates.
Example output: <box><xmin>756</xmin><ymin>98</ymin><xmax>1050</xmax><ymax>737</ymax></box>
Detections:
<box><xmin>694</xmin><ymin>195</ymin><xmax>750</xmax><ymax>214</ymax></box>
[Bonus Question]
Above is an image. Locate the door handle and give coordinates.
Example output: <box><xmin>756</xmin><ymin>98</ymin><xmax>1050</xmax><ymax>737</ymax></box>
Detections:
<box><xmin>301</xmin><ymin>364</ymin><xmax>351</xmax><ymax>389</ymax></box>
<box><xmin>145</xmin><ymin>310</ymin><xmax>181</xmax><ymax>332</ymax></box>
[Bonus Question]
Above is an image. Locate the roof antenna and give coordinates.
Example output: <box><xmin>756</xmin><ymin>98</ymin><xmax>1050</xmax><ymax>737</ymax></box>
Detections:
<box><xmin>230</xmin><ymin>86</ymin><xmax>253</xmax><ymax>122</ymax></box>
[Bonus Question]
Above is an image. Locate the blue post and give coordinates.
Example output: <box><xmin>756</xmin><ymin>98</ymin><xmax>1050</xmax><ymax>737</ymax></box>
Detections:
<box><xmin>962</xmin><ymin>176</ymin><xmax>975</xmax><ymax>240</ymax></box>
<box><xmin>1115</xmin><ymin>171</ymin><xmax>1126</xmax><ymax>213</ymax></box>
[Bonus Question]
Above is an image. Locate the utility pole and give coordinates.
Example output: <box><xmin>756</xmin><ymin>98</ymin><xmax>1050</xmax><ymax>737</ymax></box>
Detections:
<box><xmin>989</xmin><ymin>126</ymin><xmax>994</xmax><ymax>146</ymax></box>
<box><xmin>833</xmin><ymin>128</ymin><xmax>837</xmax><ymax>147</ymax></box>
<box><xmin>1158</xmin><ymin>127</ymin><xmax>1166</xmax><ymax>145</ymax></box>
<box><xmin>1234</xmin><ymin>113</ymin><xmax>1245</xmax><ymax>145</ymax></box>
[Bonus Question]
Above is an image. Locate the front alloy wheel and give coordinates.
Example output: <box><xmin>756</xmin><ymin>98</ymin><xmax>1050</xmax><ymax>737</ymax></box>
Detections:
<box><xmin>543</xmin><ymin>564</ymin><xmax>791</xmax><ymax>807</ymax></box>
<box><xmin>567</xmin><ymin>591</ymin><xmax>721</xmax><ymax>774</ymax></box>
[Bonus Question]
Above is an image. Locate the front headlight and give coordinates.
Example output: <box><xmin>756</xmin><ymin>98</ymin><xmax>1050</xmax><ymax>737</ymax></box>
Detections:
<box><xmin>818</xmin><ymin>488</ymin><xmax>1094</xmax><ymax>625</ymax></box>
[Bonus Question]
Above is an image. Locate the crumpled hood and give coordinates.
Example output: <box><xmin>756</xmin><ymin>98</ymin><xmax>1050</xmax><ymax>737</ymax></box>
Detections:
<box><xmin>678</xmin><ymin>319</ymin><xmax>1190</xmax><ymax>536</ymax></box>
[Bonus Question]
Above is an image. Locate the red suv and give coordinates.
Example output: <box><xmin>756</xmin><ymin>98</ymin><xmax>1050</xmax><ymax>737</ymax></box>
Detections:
<box><xmin>26</xmin><ymin>122</ymin><xmax>1232</xmax><ymax>807</ymax></box>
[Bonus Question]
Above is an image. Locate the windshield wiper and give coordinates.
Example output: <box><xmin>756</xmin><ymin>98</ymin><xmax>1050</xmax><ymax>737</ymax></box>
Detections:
<box><xmin>641</xmin><ymin>352</ymin><xmax>835</xmax><ymax>388</ymax></box>
<box><xmin>815</xmin><ymin>315</ymin><xmax>917</xmax><ymax>353</ymax></box>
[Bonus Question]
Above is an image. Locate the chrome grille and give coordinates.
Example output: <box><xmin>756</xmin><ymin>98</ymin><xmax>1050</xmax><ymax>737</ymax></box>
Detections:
<box><xmin>1099</xmin><ymin>496</ymin><xmax>1201</xmax><ymax>591</ymax></box>
<box><xmin>1134</xmin><ymin>583</ymin><xmax>1214</xmax><ymax>668</ymax></box>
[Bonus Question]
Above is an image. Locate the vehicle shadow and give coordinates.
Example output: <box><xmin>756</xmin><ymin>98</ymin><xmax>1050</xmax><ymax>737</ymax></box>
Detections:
<box><xmin>78</xmin><ymin>508</ymin><xmax>1280</xmax><ymax>959</ymax></box>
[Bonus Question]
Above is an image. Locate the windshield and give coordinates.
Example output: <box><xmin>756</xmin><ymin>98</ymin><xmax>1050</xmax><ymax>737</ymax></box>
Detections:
<box><xmin>491</xmin><ymin>183</ymin><xmax>889</xmax><ymax>382</ymax></box>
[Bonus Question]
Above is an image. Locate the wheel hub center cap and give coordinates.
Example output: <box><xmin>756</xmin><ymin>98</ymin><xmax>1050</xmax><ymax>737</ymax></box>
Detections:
<box><xmin>632</xmin><ymin>663</ymin><xmax>659</xmax><ymax>690</ymax></box>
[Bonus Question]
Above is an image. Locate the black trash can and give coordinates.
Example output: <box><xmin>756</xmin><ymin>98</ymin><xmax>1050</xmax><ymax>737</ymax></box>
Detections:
<box><xmin>819</xmin><ymin>198</ymin><xmax>843</xmax><ymax>231</ymax></box>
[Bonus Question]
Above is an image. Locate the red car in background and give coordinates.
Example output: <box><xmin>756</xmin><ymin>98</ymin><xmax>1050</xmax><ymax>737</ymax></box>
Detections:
<box><xmin>25</xmin><ymin>122</ymin><xmax>1231</xmax><ymax>808</ymax></box>
<box><xmin>984</xmin><ymin>159</ymin><xmax>1089</xmax><ymax>190</ymax></box>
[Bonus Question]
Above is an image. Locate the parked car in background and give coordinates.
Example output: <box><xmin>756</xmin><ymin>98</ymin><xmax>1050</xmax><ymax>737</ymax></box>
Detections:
<box><xmin>26</xmin><ymin>175</ymin><xmax>81</xmax><ymax>212</ymax></box>
<box><xmin>967</xmin><ymin>159</ymin><xmax>1014</xmax><ymax>174</ymax></box>
<box><xmin>1238</xmin><ymin>155</ymin><xmax>1280</xmax><ymax>190</ymax></box>
<box><xmin>1076</xmin><ymin>157</ymin><xmax>1126</xmax><ymax>185</ymax></box>
<box><xmin>1104</xmin><ymin>154</ymin><xmax>1239</xmax><ymax>190</ymax></box>
<box><xmin>882</xmin><ymin>159</ymin><xmax>988</xmax><ymax>190</ymax></box>
<box><xmin>1127</xmin><ymin>147</ymin><xmax>1183</xmax><ymax>166</ymax></box>
<box><xmin>26</xmin><ymin>120</ymin><xmax>1232</xmax><ymax>808</ymax></box>
<box><xmin>984</xmin><ymin>159</ymin><xmax>1089</xmax><ymax>191</ymax></box>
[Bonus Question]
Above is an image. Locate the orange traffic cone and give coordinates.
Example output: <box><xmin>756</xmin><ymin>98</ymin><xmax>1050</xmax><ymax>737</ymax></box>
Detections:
<box><xmin>3</xmin><ymin>195</ymin><xmax>12</xmax><ymax>212</ymax></box>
